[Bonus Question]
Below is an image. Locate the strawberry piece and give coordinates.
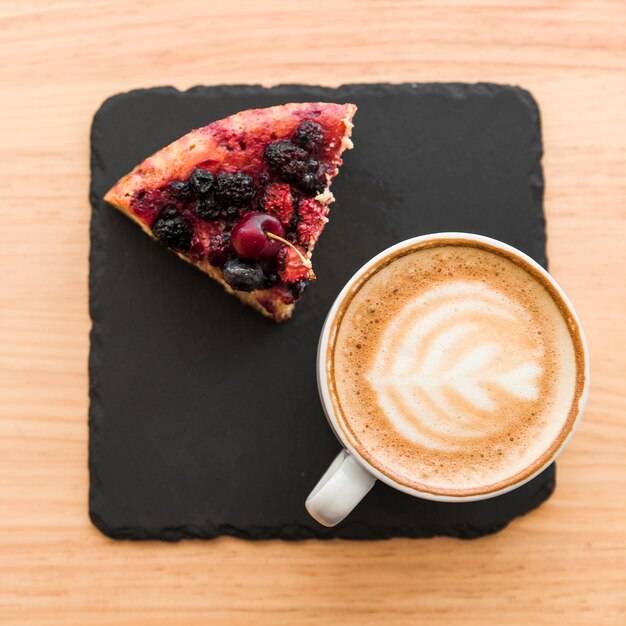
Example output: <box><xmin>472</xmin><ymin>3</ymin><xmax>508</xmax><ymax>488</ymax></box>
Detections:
<box><xmin>296</xmin><ymin>198</ymin><xmax>329</xmax><ymax>247</ymax></box>
<box><xmin>277</xmin><ymin>245</ymin><xmax>310</xmax><ymax>283</ymax></box>
<box><xmin>261</xmin><ymin>183</ymin><xmax>294</xmax><ymax>225</ymax></box>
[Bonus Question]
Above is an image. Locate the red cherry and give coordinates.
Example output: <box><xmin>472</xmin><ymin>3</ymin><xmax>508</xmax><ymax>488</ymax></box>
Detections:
<box><xmin>231</xmin><ymin>212</ymin><xmax>285</xmax><ymax>260</ymax></box>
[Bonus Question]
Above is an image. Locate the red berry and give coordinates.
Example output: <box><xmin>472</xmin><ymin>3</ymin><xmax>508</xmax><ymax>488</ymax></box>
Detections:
<box><xmin>206</xmin><ymin>233</ymin><xmax>232</xmax><ymax>267</ymax></box>
<box><xmin>231</xmin><ymin>212</ymin><xmax>285</xmax><ymax>261</ymax></box>
<box><xmin>297</xmin><ymin>198</ymin><xmax>329</xmax><ymax>246</ymax></box>
<box><xmin>261</xmin><ymin>183</ymin><xmax>294</xmax><ymax>225</ymax></box>
<box><xmin>277</xmin><ymin>245</ymin><xmax>310</xmax><ymax>283</ymax></box>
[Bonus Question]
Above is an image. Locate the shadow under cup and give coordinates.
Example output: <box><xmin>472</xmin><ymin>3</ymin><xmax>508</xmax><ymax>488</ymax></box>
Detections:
<box><xmin>307</xmin><ymin>233</ymin><xmax>589</xmax><ymax>527</ymax></box>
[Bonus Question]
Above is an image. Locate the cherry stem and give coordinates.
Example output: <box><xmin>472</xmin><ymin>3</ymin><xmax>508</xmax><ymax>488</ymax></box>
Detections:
<box><xmin>265</xmin><ymin>231</ymin><xmax>316</xmax><ymax>280</ymax></box>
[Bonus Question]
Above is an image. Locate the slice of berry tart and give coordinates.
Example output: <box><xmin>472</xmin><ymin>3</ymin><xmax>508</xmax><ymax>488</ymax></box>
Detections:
<box><xmin>104</xmin><ymin>102</ymin><xmax>356</xmax><ymax>321</ymax></box>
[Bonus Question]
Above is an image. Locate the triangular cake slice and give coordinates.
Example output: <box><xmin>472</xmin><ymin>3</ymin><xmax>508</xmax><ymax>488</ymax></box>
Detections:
<box><xmin>104</xmin><ymin>102</ymin><xmax>356</xmax><ymax>321</ymax></box>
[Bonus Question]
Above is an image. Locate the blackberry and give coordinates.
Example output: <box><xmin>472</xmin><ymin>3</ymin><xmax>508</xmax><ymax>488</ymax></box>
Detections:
<box><xmin>213</xmin><ymin>172</ymin><xmax>256</xmax><ymax>207</ymax></box>
<box><xmin>189</xmin><ymin>168</ymin><xmax>214</xmax><ymax>197</ymax></box>
<box><xmin>206</xmin><ymin>233</ymin><xmax>232</xmax><ymax>267</ymax></box>
<box><xmin>264</xmin><ymin>141</ymin><xmax>325</xmax><ymax>193</ymax></box>
<box><xmin>264</xmin><ymin>141</ymin><xmax>308</xmax><ymax>174</ymax></box>
<box><xmin>298</xmin><ymin>159</ymin><xmax>326</xmax><ymax>194</ymax></box>
<box><xmin>152</xmin><ymin>205</ymin><xmax>193</xmax><ymax>251</ymax></box>
<box><xmin>195</xmin><ymin>196</ymin><xmax>221</xmax><ymax>220</ymax></box>
<box><xmin>169</xmin><ymin>180</ymin><xmax>191</xmax><ymax>198</ymax></box>
<box><xmin>294</xmin><ymin>120</ymin><xmax>324</xmax><ymax>152</ymax></box>
<box><xmin>221</xmin><ymin>258</ymin><xmax>265</xmax><ymax>292</ymax></box>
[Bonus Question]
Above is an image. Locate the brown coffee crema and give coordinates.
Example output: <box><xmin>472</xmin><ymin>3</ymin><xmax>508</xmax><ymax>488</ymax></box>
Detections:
<box><xmin>327</xmin><ymin>239</ymin><xmax>586</xmax><ymax>497</ymax></box>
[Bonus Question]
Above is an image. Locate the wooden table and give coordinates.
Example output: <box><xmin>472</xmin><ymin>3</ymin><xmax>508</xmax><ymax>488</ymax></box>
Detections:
<box><xmin>2</xmin><ymin>1</ymin><xmax>625</xmax><ymax>624</ymax></box>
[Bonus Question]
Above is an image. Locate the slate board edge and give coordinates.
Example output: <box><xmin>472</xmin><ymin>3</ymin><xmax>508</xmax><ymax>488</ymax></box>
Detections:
<box><xmin>88</xmin><ymin>83</ymin><xmax>551</xmax><ymax>541</ymax></box>
<box><xmin>88</xmin><ymin>469</ymin><xmax>556</xmax><ymax>541</ymax></box>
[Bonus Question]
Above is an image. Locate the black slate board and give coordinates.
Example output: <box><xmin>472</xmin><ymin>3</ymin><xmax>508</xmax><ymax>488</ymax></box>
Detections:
<box><xmin>89</xmin><ymin>83</ymin><xmax>551</xmax><ymax>540</ymax></box>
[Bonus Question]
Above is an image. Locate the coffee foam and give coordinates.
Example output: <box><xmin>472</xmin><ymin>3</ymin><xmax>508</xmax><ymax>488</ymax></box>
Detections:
<box><xmin>328</xmin><ymin>241</ymin><xmax>585</xmax><ymax>496</ymax></box>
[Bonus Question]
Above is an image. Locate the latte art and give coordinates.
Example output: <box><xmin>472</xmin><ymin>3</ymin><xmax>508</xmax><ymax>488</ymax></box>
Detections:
<box><xmin>368</xmin><ymin>281</ymin><xmax>544</xmax><ymax>450</ymax></box>
<box><xmin>328</xmin><ymin>240</ymin><xmax>585</xmax><ymax>496</ymax></box>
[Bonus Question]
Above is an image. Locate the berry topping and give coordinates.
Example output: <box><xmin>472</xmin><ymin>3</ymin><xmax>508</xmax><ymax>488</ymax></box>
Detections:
<box><xmin>131</xmin><ymin>187</ymin><xmax>169</xmax><ymax>224</ymax></box>
<box><xmin>260</xmin><ymin>183</ymin><xmax>294</xmax><ymax>225</ymax></box>
<box><xmin>264</xmin><ymin>140</ymin><xmax>326</xmax><ymax>194</ymax></box>
<box><xmin>206</xmin><ymin>233</ymin><xmax>232</xmax><ymax>267</ymax></box>
<box><xmin>231</xmin><ymin>212</ymin><xmax>285</xmax><ymax>261</ymax></box>
<box><xmin>222</xmin><ymin>258</ymin><xmax>265</xmax><ymax>292</ymax></box>
<box><xmin>189</xmin><ymin>168</ymin><xmax>214</xmax><ymax>197</ymax></box>
<box><xmin>277</xmin><ymin>244</ymin><xmax>311</xmax><ymax>283</ymax></box>
<box><xmin>195</xmin><ymin>195</ymin><xmax>222</xmax><ymax>220</ymax></box>
<box><xmin>169</xmin><ymin>180</ymin><xmax>191</xmax><ymax>198</ymax></box>
<box><xmin>294</xmin><ymin>120</ymin><xmax>324</xmax><ymax>152</ymax></box>
<box><xmin>152</xmin><ymin>205</ymin><xmax>193</xmax><ymax>252</ymax></box>
<box><xmin>187</xmin><ymin>236</ymin><xmax>208</xmax><ymax>263</ymax></box>
<box><xmin>214</xmin><ymin>172</ymin><xmax>257</xmax><ymax>207</ymax></box>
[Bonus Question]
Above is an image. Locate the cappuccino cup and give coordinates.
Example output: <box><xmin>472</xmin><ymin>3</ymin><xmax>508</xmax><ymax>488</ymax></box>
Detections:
<box><xmin>306</xmin><ymin>233</ymin><xmax>589</xmax><ymax>527</ymax></box>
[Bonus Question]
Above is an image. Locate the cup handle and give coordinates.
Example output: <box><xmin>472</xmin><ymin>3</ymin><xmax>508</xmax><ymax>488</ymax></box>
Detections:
<box><xmin>305</xmin><ymin>450</ymin><xmax>376</xmax><ymax>527</ymax></box>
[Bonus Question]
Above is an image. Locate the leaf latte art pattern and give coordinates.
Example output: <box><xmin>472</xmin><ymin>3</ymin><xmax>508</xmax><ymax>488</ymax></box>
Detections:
<box><xmin>367</xmin><ymin>281</ymin><xmax>544</xmax><ymax>451</ymax></box>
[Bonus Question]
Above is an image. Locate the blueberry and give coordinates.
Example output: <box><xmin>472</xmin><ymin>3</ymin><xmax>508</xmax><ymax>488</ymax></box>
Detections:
<box><xmin>152</xmin><ymin>205</ymin><xmax>193</xmax><ymax>251</ymax></box>
<box><xmin>221</xmin><ymin>258</ymin><xmax>265</xmax><ymax>292</ymax></box>
<box><xmin>214</xmin><ymin>172</ymin><xmax>256</xmax><ymax>207</ymax></box>
<box><xmin>189</xmin><ymin>168</ymin><xmax>214</xmax><ymax>197</ymax></box>
<box><xmin>169</xmin><ymin>180</ymin><xmax>191</xmax><ymax>198</ymax></box>
<box><xmin>294</xmin><ymin>120</ymin><xmax>324</xmax><ymax>152</ymax></box>
<box><xmin>195</xmin><ymin>196</ymin><xmax>221</xmax><ymax>220</ymax></box>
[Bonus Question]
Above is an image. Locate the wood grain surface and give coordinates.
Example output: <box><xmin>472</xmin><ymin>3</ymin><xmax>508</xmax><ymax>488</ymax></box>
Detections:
<box><xmin>1</xmin><ymin>1</ymin><xmax>625</xmax><ymax>624</ymax></box>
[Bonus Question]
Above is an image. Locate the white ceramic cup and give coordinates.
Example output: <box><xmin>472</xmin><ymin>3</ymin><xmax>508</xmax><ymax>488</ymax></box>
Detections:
<box><xmin>305</xmin><ymin>232</ymin><xmax>589</xmax><ymax>527</ymax></box>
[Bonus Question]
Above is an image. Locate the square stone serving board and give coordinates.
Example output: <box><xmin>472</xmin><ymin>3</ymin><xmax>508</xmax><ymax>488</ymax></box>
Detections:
<box><xmin>89</xmin><ymin>83</ymin><xmax>550</xmax><ymax>540</ymax></box>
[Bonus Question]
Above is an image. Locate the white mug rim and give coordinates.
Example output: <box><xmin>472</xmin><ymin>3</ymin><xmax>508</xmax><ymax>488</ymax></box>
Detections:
<box><xmin>316</xmin><ymin>232</ymin><xmax>590</xmax><ymax>503</ymax></box>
